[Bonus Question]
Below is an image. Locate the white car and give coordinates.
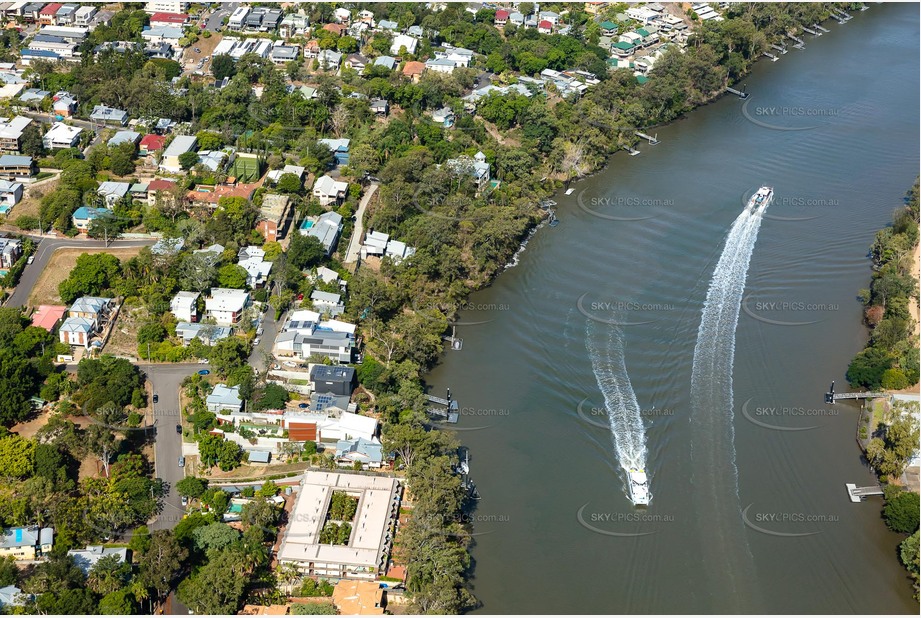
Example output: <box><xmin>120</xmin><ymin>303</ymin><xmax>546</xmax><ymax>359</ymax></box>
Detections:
<box><xmin>27</xmin><ymin>256</ymin><xmax>34</xmax><ymax>265</ymax></box>
<box><xmin>253</xmin><ymin>337</ymin><xmax>260</xmax><ymax>346</ymax></box>
<box><xmin>198</xmin><ymin>358</ymin><xmax>209</xmax><ymax>364</ymax></box>
<box><xmin>283</xmin><ymin>361</ymin><xmax>298</xmax><ymax>368</ymax></box>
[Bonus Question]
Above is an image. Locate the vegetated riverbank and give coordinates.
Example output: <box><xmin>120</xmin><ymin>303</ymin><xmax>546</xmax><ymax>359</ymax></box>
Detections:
<box><xmin>364</xmin><ymin>4</ymin><xmax>870</xmax><ymax>613</ymax></box>
<box><xmin>847</xmin><ymin>180</ymin><xmax>920</xmax><ymax>596</ymax></box>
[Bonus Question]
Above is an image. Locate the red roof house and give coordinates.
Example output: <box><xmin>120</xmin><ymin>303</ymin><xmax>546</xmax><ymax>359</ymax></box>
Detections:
<box><xmin>149</xmin><ymin>12</ymin><xmax>189</xmax><ymax>27</ymax></box>
<box><xmin>139</xmin><ymin>134</ymin><xmax>167</xmax><ymax>155</ymax></box>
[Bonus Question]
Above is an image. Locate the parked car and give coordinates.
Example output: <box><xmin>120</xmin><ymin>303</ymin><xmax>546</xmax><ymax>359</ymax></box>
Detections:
<box><xmin>27</xmin><ymin>256</ymin><xmax>34</xmax><ymax>265</ymax></box>
<box><xmin>176</xmin><ymin>424</ymin><xmax>182</xmax><ymax>434</ymax></box>
<box><xmin>298</xmin><ymin>403</ymin><xmax>309</xmax><ymax>409</ymax></box>
<box><xmin>181</xmin><ymin>495</ymin><xmax>188</xmax><ymax>506</ymax></box>
<box><xmin>178</xmin><ymin>456</ymin><xmax>185</xmax><ymax>468</ymax></box>
<box><xmin>253</xmin><ymin>337</ymin><xmax>260</xmax><ymax>346</ymax></box>
<box><xmin>197</xmin><ymin>369</ymin><xmax>210</xmax><ymax>375</ymax></box>
<box><xmin>283</xmin><ymin>361</ymin><xmax>298</xmax><ymax>368</ymax></box>
<box><xmin>152</xmin><ymin>393</ymin><xmax>159</xmax><ymax>403</ymax></box>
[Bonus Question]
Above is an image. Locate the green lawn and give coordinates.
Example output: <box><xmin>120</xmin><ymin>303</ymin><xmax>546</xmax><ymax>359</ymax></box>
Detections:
<box><xmin>228</xmin><ymin>157</ymin><xmax>262</xmax><ymax>183</ymax></box>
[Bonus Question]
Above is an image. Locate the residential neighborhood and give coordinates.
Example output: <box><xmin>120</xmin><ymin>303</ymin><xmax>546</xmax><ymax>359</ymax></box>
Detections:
<box><xmin>0</xmin><ymin>2</ymin><xmax>907</xmax><ymax>617</ymax></box>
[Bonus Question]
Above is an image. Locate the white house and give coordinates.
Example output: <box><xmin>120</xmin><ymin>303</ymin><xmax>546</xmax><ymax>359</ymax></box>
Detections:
<box><xmin>237</xmin><ymin>246</ymin><xmax>273</xmax><ymax>288</ymax></box>
<box><xmin>97</xmin><ymin>181</ymin><xmax>130</xmax><ymax>207</ymax></box>
<box><xmin>390</xmin><ymin>34</ymin><xmax>418</xmax><ymax>56</ymax></box>
<box><xmin>311</xmin><ymin>290</ymin><xmax>344</xmax><ymax>317</ymax></box>
<box><xmin>312</xmin><ymin>174</ymin><xmax>348</xmax><ymax>206</ymax></box>
<box><xmin>59</xmin><ymin>316</ymin><xmax>95</xmax><ymax>348</ymax></box>
<box><xmin>42</xmin><ymin>122</ymin><xmax>82</xmax><ymax>149</ymax></box>
<box><xmin>204</xmin><ymin>288</ymin><xmax>251</xmax><ymax>325</ymax></box>
<box><xmin>0</xmin><ymin>180</ymin><xmax>22</xmax><ymax>210</ymax></box>
<box><xmin>206</xmin><ymin>384</ymin><xmax>243</xmax><ymax>413</ymax></box>
<box><xmin>170</xmin><ymin>291</ymin><xmax>199</xmax><ymax>323</ymax></box>
<box><xmin>159</xmin><ymin>134</ymin><xmax>197</xmax><ymax>173</ymax></box>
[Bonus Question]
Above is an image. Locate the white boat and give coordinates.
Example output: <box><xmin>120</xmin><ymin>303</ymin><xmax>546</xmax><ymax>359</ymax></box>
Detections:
<box><xmin>565</xmin><ymin>188</ymin><xmax>575</xmax><ymax>195</ymax></box>
<box><xmin>629</xmin><ymin>469</ymin><xmax>650</xmax><ymax>506</ymax></box>
<box><xmin>747</xmin><ymin>186</ymin><xmax>773</xmax><ymax>214</ymax></box>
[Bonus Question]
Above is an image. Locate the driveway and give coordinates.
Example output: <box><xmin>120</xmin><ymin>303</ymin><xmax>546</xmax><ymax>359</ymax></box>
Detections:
<box><xmin>5</xmin><ymin>236</ymin><xmax>157</xmax><ymax>308</ymax></box>
<box><xmin>250</xmin><ymin>307</ymin><xmax>281</xmax><ymax>373</ymax></box>
<box><xmin>205</xmin><ymin>2</ymin><xmax>236</xmax><ymax>31</ymax></box>
<box><xmin>344</xmin><ymin>183</ymin><xmax>377</xmax><ymax>265</ymax></box>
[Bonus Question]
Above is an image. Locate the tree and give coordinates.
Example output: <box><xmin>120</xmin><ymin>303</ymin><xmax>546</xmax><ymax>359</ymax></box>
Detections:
<box><xmin>128</xmin><ymin>525</ymin><xmax>151</xmax><ymax>556</ymax></box>
<box><xmin>900</xmin><ymin>530</ymin><xmax>919</xmax><ymax>576</ymax></box>
<box><xmin>209</xmin><ymin>338</ymin><xmax>250</xmax><ymax>377</ymax></box>
<box><xmin>98</xmin><ymin>588</ymin><xmax>137</xmax><ymax>615</ymax></box>
<box><xmin>211</xmin><ymin>54</ymin><xmax>236</xmax><ymax>80</ymax></box>
<box><xmin>19</xmin><ymin>122</ymin><xmax>46</xmax><ymax>158</ymax></box>
<box><xmin>58</xmin><ymin>253</ymin><xmax>122</xmax><ymax>304</ymax></box>
<box><xmin>87</xmin><ymin>554</ymin><xmax>132</xmax><ymax>596</ymax></box>
<box><xmin>192</xmin><ymin>522</ymin><xmax>240</xmax><ymax>553</ymax></box>
<box><xmin>84</xmin><ymin>424</ymin><xmax>118</xmax><ymax>479</ymax></box>
<box><xmin>177</xmin><ymin>252</ymin><xmax>217</xmax><ymax>293</ymax></box>
<box><xmin>217</xmin><ymin>263</ymin><xmax>248</xmax><ymax>289</ymax></box>
<box><xmin>176</xmin><ymin>476</ymin><xmax>208</xmax><ymax>499</ymax></box>
<box><xmin>275</xmin><ymin>172</ymin><xmax>303</xmax><ymax>195</ymax></box>
<box><xmin>287</xmin><ymin>233</ymin><xmax>327</xmax><ymax>271</ymax></box>
<box><xmin>883</xmin><ymin>491</ymin><xmax>921</xmax><ymax>533</ymax></box>
<box><xmin>88</xmin><ymin>212</ymin><xmax>126</xmax><ymax>241</ymax></box>
<box><xmin>177</xmin><ymin>548</ymin><xmax>248</xmax><ymax>614</ymax></box>
<box><xmin>253</xmin><ymin>384</ymin><xmax>288</xmax><ymax>410</ymax></box>
<box><xmin>179</xmin><ymin>150</ymin><xmax>200</xmax><ymax>171</ymax></box>
<box><xmin>0</xmin><ymin>433</ymin><xmax>34</xmax><ymax>480</ymax></box>
<box><xmin>138</xmin><ymin>530</ymin><xmax>187</xmax><ymax>601</ymax></box>
<box><xmin>0</xmin><ymin>348</ymin><xmax>37</xmax><ymax>426</ymax></box>
<box><xmin>109</xmin><ymin>141</ymin><xmax>137</xmax><ymax>176</ymax></box>
<box><xmin>0</xmin><ymin>556</ymin><xmax>17</xmax><ymax>587</ymax></box>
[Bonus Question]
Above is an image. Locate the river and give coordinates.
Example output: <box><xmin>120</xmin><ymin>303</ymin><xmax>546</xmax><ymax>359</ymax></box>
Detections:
<box><xmin>422</xmin><ymin>4</ymin><xmax>920</xmax><ymax>614</ymax></box>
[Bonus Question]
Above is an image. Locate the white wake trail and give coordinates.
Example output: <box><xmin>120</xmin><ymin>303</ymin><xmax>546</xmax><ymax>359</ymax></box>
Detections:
<box><xmin>586</xmin><ymin>319</ymin><xmax>649</xmax><ymax>501</ymax></box>
<box><xmin>690</xmin><ymin>204</ymin><xmax>767</xmax><ymax>607</ymax></box>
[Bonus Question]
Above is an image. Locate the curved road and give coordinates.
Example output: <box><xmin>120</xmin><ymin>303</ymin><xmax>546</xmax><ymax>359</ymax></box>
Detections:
<box><xmin>5</xmin><ymin>236</ymin><xmax>156</xmax><ymax>308</ymax></box>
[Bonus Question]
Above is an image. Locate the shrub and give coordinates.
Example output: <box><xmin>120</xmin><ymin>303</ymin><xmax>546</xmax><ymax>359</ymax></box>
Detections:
<box><xmin>883</xmin><ymin>491</ymin><xmax>921</xmax><ymax>533</ymax></box>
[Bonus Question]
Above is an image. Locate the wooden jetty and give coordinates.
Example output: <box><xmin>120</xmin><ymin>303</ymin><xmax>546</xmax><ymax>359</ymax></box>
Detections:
<box><xmin>813</xmin><ymin>23</ymin><xmax>830</xmax><ymax>33</ymax></box>
<box><xmin>624</xmin><ymin>145</ymin><xmax>640</xmax><ymax>156</ymax></box>
<box><xmin>771</xmin><ymin>43</ymin><xmax>788</xmax><ymax>54</ymax></box>
<box><xmin>802</xmin><ymin>25</ymin><xmax>819</xmax><ymax>36</ymax></box>
<box><xmin>846</xmin><ymin>483</ymin><xmax>884</xmax><ymax>503</ymax></box>
<box><xmin>635</xmin><ymin>131</ymin><xmax>659</xmax><ymax>145</ymax></box>
<box><xmin>823</xmin><ymin>381</ymin><xmax>886</xmax><ymax>404</ymax></box>
<box><xmin>762</xmin><ymin>52</ymin><xmax>778</xmax><ymax>62</ymax></box>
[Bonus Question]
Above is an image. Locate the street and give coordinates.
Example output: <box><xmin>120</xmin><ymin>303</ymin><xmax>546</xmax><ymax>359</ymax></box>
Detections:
<box><xmin>249</xmin><ymin>306</ymin><xmax>280</xmax><ymax>372</ymax></box>
<box><xmin>344</xmin><ymin>183</ymin><xmax>378</xmax><ymax>265</ymax></box>
<box><xmin>4</xmin><ymin>236</ymin><xmax>156</xmax><ymax>307</ymax></box>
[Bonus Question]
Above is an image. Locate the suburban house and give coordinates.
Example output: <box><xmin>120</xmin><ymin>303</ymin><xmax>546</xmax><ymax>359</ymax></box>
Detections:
<box><xmin>318</xmin><ymin>49</ymin><xmax>342</xmax><ymax>70</ymax></box>
<box><xmin>206</xmin><ymin>384</ymin><xmax>243</xmax><ymax>414</ymax></box>
<box><xmin>31</xmin><ymin>305</ymin><xmax>68</xmax><ymax>332</ymax></box>
<box><xmin>318</xmin><ymin>138</ymin><xmax>350</xmax><ymax>166</ymax></box>
<box><xmin>390</xmin><ymin>34</ymin><xmax>418</xmax><ymax>55</ymax></box>
<box><xmin>139</xmin><ymin>133</ymin><xmax>167</xmax><ymax>162</ymax></box>
<box><xmin>52</xmin><ymin>92</ymin><xmax>77</xmax><ymax>117</ymax></box>
<box><xmin>0</xmin><ymin>527</ymin><xmax>54</xmax><ymax>561</ymax></box>
<box><xmin>58</xmin><ymin>315</ymin><xmax>95</xmax><ymax>348</ymax></box>
<box><xmin>97</xmin><ymin>181</ymin><xmax>131</xmax><ymax>207</ymax></box>
<box><xmin>74</xmin><ymin>5</ymin><xmax>97</xmax><ymax>27</ymax></box>
<box><xmin>359</xmin><ymin>230</ymin><xmax>415</xmax><ymax>263</ymax></box>
<box><xmin>370</xmin><ymin>98</ymin><xmax>389</xmax><ymax>115</ymax></box>
<box><xmin>373</xmin><ymin>55</ymin><xmax>396</xmax><ymax>71</ymax></box>
<box><xmin>159</xmin><ymin>134</ymin><xmax>197</xmax><ymax>173</ymax></box>
<box><xmin>266</xmin><ymin>164</ymin><xmax>305</xmax><ymax>186</ymax></box>
<box><xmin>0</xmin><ymin>116</ymin><xmax>32</xmax><ymax>153</ymax></box>
<box><xmin>0</xmin><ymin>155</ymin><xmax>37</xmax><ymax>181</ymax></box>
<box><xmin>205</xmin><ymin>288</ymin><xmax>251</xmax><ymax>325</ymax></box>
<box><xmin>402</xmin><ymin>60</ymin><xmax>425</xmax><ymax>82</ymax></box>
<box><xmin>67</xmin><ymin>546</ymin><xmax>128</xmax><ymax>575</ymax></box>
<box><xmin>335</xmin><ymin>437</ymin><xmax>384</xmax><ymax>468</ymax></box>
<box><xmin>256</xmin><ymin>193</ymin><xmax>291</xmax><ymax>242</ymax></box>
<box><xmin>42</xmin><ymin>122</ymin><xmax>82</xmax><ymax>149</ymax></box>
<box><xmin>107</xmin><ymin>130</ymin><xmax>141</xmax><ymax>148</ymax></box>
<box><xmin>312</xmin><ymin>174</ymin><xmax>348</xmax><ymax>206</ymax></box>
<box><xmin>71</xmin><ymin>206</ymin><xmax>108</xmax><ymax>232</ymax></box>
<box><xmin>425</xmin><ymin>57</ymin><xmax>456</xmax><ymax>74</ymax></box>
<box><xmin>68</xmin><ymin>296</ymin><xmax>114</xmax><ymax>329</ymax></box>
<box><xmin>310</xmin><ymin>290</ymin><xmax>345</xmax><ymax>317</ymax></box>
<box><xmin>430</xmin><ymin>106</ymin><xmax>455</xmax><ymax>127</ymax></box>
<box><xmin>446</xmin><ymin>151</ymin><xmax>491</xmax><ymax>191</ymax></box>
<box><xmin>310</xmin><ymin>365</ymin><xmax>356</xmax><ymax>396</ymax></box>
<box><xmin>148</xmin><ymin>11</ymin><xmax>187</xmax><ymax>27</ymax></box>
<box><xmin>170</xmin><ymin>291</ymin><xmax>199</xmax><ymax>323</ymax></box>
<box><xmin>146</xmin><ymin>178</ymin><xmax>176</xmax><ymax>206</ymax></box>
<box><xmin>331</xmin><ymin>580</ymin><xmax>385</xmax><ymax>615</ymax></box>
<box><xmin>299</xmin><ymin>211</ymin><xmax>343</xmax><ymax>256</ymax></box>
<box><xmin>175</xmin><ymin>322</ymin><xmax>232</xmax><ymax>346</ymax></box>
<box><xmin>0</xmin><ymin>180</ymin><xmax>23</xmax><ymax>212</ymax></box>
<box><xmin>90</xmin><ymin>104</ymin><xmax>129</xmax><ymax>126</ymax></box>
<box><xmin>0</xmin><ymin>237</ymin><xmax>21</xmax><ymax>268</ymax></box>
<box><xmin>237</xmin><ymin>246</ymin><xmax>273</xmax><ymax>288</ymax></box>
<box><xmin>273</xmin><ymin>309</ymin><xmax>355</xmax><ymax>363</ymax></box>
<box><xmin>186</xmin><ymin>183</ymin><xmax>256</xmax><ymax>209</ymax></box>
<box><xmin>0</xmin><ymin>585</ymin><xmax>29</xmax><ymax>609</ymax></box>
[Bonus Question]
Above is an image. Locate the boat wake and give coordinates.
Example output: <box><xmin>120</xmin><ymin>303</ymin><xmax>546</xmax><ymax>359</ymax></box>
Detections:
<box><xmin>689</xmin><ymin>201</ymin><xmax>767</xmax><ymax>605</ymax></box>
<box><xmin>586</xmin><ymin>319</ymin><xmax>650</xmax><ymax>505</ymax></box>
